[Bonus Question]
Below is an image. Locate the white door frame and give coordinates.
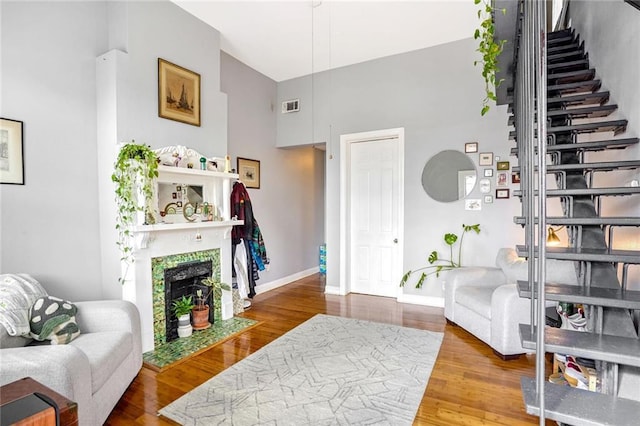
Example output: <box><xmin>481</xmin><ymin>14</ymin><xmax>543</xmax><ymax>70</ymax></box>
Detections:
<box><xmin>339</xmin><ymin>127</ymin><xmax>404</xmax><ymax>297</ymax></box>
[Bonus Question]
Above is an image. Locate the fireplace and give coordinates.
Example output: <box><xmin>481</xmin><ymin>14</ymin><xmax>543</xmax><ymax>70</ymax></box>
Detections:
<box><xmin>164</xmin><ymin>260</ymin><xmax>213</xmax><ymax>342</ymax></box>
<box><xmin>151</xmin><ymin>248</ymin><xmax>221</xmax><ymax>347</ymax></box>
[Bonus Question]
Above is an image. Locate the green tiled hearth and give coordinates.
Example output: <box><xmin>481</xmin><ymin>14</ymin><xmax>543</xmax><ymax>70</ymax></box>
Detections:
<box><xmin>143</xmin><ymin>316</ymin><xmax>259</xmax><ymax>371</ymax></box>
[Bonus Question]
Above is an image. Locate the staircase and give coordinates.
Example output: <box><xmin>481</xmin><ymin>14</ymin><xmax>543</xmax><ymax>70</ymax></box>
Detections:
<box><xmin>508</xmin><ymin>19</ymin><xmax>640</xmax><ymax>426</ymax></box>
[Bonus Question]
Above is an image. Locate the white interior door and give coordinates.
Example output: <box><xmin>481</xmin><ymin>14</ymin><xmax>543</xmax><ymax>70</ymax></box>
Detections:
<box><xmin>349</xmin><ymin>137</ymin><xmax>400</xmax><ymax>297</ymax></box>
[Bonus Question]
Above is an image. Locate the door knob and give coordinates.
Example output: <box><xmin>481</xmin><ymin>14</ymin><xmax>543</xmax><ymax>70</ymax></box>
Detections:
<box><xmin>393</xmin><ymin>238</ymin><xmax>398</xmax><ymax>243</ymax></box>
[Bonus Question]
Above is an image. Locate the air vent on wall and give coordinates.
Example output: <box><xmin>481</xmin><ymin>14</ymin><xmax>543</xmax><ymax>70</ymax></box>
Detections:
<box><xmin>281</xmin><ymin>99</ymin><xmax>300</xmax><ymax>113</ymax></box>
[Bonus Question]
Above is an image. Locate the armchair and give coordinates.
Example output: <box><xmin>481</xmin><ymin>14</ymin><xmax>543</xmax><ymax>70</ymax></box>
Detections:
<box><xmin>444</xmin><ymin>248</ymin><xmax>578</xmax><ymax>359</ymax></box>
<box><xmin>1</xmin><ymin>281</ymin><xmax>142</xmax><ymax>425</ymax></box>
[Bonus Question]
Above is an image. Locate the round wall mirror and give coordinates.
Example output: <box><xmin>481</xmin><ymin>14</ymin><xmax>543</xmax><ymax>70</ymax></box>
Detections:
<box><xmin>422</xmin><ymin>150</ymin><xmax>477</xmax><ymax>202</ymax></box>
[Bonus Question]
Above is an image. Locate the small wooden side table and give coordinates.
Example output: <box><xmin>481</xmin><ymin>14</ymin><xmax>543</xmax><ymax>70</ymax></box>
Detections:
<box><xmin>0</xmin><ymin>377</ymin><xmax>78</xmax><ymax>426</ymax></box>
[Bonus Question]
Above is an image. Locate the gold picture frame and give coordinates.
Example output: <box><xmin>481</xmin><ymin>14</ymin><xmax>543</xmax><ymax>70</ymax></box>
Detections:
<box><xmin>0</xmin><ymin>118</ymin><xmax>24</xmax><ymax>185</ymax></box>
<box><xmin>237</xmin><ymin>157</ymin><xmax>261</xmax><ymax>189</ymax></box>
<box><xmin>158</xmin><ymin>58</ymin><xmax>201</xmax><ymax>126</ymax></box>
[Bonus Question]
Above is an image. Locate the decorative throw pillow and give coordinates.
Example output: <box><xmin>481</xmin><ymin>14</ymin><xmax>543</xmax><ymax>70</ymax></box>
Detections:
<box><xmin>0</xmin><ymin>273</ymin><xmax>48</xmax><ymax>337</ymax></box>
<box><xmin>29</xmin><ymin>296</ymin><xmax>80</xmax><ymax>345</ymax></box>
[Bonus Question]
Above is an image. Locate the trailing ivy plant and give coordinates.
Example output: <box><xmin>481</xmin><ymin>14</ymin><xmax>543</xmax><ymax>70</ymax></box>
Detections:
<box><xmin>474</xmin><ymin>0</ymin><xmax>507</xmax><ymax>116</ymax></box>
<box><xmin>111</xmin><ymin>141</ymin><xmax>159</xmax><ymax>281</ymax></box>
<box><xmin>400</xmin><ymin>224</ymin><xmax>481</xmax><ymax>288</ymax></box>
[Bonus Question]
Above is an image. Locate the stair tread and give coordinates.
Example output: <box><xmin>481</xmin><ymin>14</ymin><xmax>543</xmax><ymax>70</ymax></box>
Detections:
<box><xmin>519</xmin><ymin>325</ymin><xmax>640</xmax><ymax>366</ymax></box>
<box><xmin>547</xmin><ymin>104</ymin><xmax>618</xmax><ymax>119</ymax></box>
<box><xmin>547</xmin><ymin>68</ymin><xmax>595</xmax><ymax>84</ymax></box>
<box><xmin>547</xmin><ymin>42</ymin><xmax>580</xmax><ymax>54</ymax></box>
<box><xmin>509</xmin><ymin>120</ymin><xmax>628</xmax><ymax>140</ymax></box>
<box><xmin>513</xmin><ymin>187</ymin><xmax>640</xmax><ymax>197</ymax></box>
<box><xmin>547</xmin><ymin>35</ymin><xmax>575</xmax><ymax>46</ymax></box>
<box><xmin>513</xmin><ymin>216</ymin><xmax>640</xmax><ymax>226</ymax></box>
<box><xmin>516</xmin><ymin>245</ymin><xmax>640</xmax><ymax>264</ymax></box>
<box><xmin>512</xmin><ymin>159</ymin><xmax>640</xmax><ymax>173</ymax></box>
<box><xmin>548</xmin><ymin>91</ymin><xmax>610</xmax><ymax>107</ymax></box>
<box><xmin>521</xmin><ymin>377</ymin><xmax>640</xmax><ymax>426</ymax></box>
<box><xmin>508</xmin><ymin>103</ymin><xmax>614</xmax><ymax>125</ymax></box>
<box><xmin>548</xmin><ymin>49</ymin><xmax>585</xmax><ymax>62</ymax></box>
<box><xmin>548</xmin><ymin>28</ymin><xmax>574</xmax><ymax>39</ymax></box>
<box><xmin>517</xmin><ymin>281</ymin><xmax>640</xmax><ymax>309</ymax></box>
<box><xmin>511</xmin><ymin>138</ymin><xmax>639</xmax><ymax>156</ymax></box>
<box><xmin>548</xmin><ymin>59</ymin><xmax>590</xmax><ymax>72</ymax></box>
<box><xmin>547</xmin><ymin>79</ymin><xmax>601</xmax><ymax>95</ymax></box>
<box><xmin>549</xmin><ymin>119</ymin><xmax>628</xmax><ymax>136</ymax></box>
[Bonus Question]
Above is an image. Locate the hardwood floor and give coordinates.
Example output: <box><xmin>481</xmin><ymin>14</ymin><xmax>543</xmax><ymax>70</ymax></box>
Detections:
<box><xmin>106</xmin><ymin>274</ymin><xmax>553</xmax><ymax>425</ymax></box>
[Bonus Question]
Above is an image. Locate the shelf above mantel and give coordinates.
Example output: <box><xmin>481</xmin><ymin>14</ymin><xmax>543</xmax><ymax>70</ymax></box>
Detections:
<box><xmin>132</xmin><ymin>220</ymin><xmax>243</xmax><ymax>233</ymax></box>
<box><xmin>156</xmin><ymin>165</ymin><xmax>239</xmax><ymax>181</ymax></box>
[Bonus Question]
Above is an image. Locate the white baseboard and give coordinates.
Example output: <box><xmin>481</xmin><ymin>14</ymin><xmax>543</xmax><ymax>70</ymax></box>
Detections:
<box><xmin>397</xmin><ymin>293</ymin><xmax>444</xmax><ymax>308</ymax></box>
<box><xmin>255</xmin><ymin>267</ymin><xmax>319</xmax><ymax>295</ymax></box>
<box><xmin>324</xmin><ymin>286</ymin><xmax>344</xmax><ymax>295</ymax></box>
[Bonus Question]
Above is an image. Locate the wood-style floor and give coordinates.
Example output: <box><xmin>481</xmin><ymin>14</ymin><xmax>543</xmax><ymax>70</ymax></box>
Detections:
<box><xmin>106</xmin><ymin>274</ymin><xmax>553</xmax><ymax>425</ymax></box>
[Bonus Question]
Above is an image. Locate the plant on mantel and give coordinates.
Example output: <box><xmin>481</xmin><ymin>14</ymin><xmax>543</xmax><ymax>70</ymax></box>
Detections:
<box><xmin>400</xmin><ymin>224</ymin><xmax>481</xmax><ymax>288</ymax></box>
<box><xmin>111</xmin><ymin>141</ymin><xmax>159</xmax><ymax>282</ymax></box>
<box><xmin>474</xmin><ymin>0</ymin><xmax>507</xmax><ymax>116</ymax></box>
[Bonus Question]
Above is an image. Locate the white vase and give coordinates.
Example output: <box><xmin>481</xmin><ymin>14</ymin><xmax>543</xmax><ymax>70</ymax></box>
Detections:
<box><xmin>177</xmin><ymin>313</ymin><xmax>192</xmax><ymax>338</ymax></box>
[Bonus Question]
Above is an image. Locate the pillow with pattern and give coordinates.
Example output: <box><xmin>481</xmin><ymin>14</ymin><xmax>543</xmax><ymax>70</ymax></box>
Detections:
<box><xmin>29</xmin><ymin>296</ymin><xmax>80</xmax><ymax>344</ymax></box>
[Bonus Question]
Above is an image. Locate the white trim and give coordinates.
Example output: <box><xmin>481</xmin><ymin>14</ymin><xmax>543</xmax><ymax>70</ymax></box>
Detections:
<box><xmin>339</xmin><ymin>127</ymin><xmax>405</xmax><ymax>297</ymax></box>
<box><xmin>397</xmin><ymin>293</ymin><xmax>445</xmax><ymax>308</ymax></box>
<box><xmin>255</xmin><ymin>267</ymin><xmax>319</xmax><ymax>295</ymax></box>
<box><xmin>324</xmin><ymin>286</ymin><xmax>344</xmax><ymax>295</ymax></box>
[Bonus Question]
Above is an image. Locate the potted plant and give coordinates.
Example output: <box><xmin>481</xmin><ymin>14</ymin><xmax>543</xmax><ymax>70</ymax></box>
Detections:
<box><xmin>474</xmin><ymin>0</ymin><xmax>507</xmax><ymax>116</ymax></box>
<box><xmin>171</xmin><ymin>295</ymin><xmax>194</xmax><ymax>338</ymax></box>
<box><xmin>199</xmin><ymin>277</ymin><xmax>231</xmax><ymax>324</ymax></box>
<box><xmin>400</xmin><ymin>224</ymin><xmax>481</xmax><ymax>288</ymax></box>
<box><xmin>111</xmin><ymin>140</ymin><xmax>159</xmax><ymax>282</ymax></box>
<box><xmin>192</xmin><ymin>287</ymin><xmax>212</xmax><ymax>330</ymax></box>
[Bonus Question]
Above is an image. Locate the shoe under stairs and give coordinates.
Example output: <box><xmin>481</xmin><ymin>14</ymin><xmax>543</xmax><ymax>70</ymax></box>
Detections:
<box><xmin>510</xmin><ymin>27</ymin><xmax>640</xmax><ymax>425</ymax></box>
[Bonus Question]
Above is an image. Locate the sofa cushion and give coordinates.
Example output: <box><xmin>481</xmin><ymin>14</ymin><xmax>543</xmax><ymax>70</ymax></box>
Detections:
<box><xmin>495</xmin><ymin>248</ymin><xmax>578</xmax><ymax>285</ymax></box>
<box><xmin>0</xmin><ymin>324</ymin><xmax>31</xmax><ymax>348</ymax></box>
<box><xmin>70</xmin><ymin>331</ymin><xmax>132</xmax><ymax>393</ymax></box>
<box><xmin>456</xmin><ymin>286</ymin><xmax>493</xmax><ymax>319</ymax></box>
<box><xmin>0</xmin><ymin>274</ymin><xmax>48</xmax><ymax>336</ymax></box>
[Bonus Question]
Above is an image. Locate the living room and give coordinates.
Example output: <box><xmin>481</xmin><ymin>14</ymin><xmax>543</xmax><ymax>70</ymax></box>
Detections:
<box><xmin>1</xmin><ymin>0</ymin><xmax>639</xmax><ymax>425</ymax></box>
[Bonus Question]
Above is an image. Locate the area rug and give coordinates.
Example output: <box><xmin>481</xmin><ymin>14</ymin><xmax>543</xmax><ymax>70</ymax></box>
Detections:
<box><xmin>159</xmin><ymin>314</ymin><xmax>443</xmax><ymax>425</ymax></box>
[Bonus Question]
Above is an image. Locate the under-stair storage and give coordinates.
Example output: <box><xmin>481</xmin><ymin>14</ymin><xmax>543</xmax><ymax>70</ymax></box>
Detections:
<box><xmin>504</xmin><ymin>3</ymin><xmax>640</xmax><ymax>424</ymax></box>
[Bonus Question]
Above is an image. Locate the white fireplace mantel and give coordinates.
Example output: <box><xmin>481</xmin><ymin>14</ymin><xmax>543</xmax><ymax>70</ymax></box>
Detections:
<box><xmin>121</xmin><ymin>165</ymin><xmax>242</xmax><ymax>353</ymax></box>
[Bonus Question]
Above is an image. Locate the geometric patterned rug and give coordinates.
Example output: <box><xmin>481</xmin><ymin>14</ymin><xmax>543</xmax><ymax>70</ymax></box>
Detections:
<box><xmin>159</xmin><ymin>314</ymin><xmax>443</xmax><ymax>425</ymax></box>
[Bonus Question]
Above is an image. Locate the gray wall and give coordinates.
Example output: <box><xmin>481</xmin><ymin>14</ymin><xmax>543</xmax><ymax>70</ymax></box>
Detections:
<box><xmin>0</xmin><ymin>1</ymin><xmax>108</xmax><ymax>300</ymax></box>
<box><xmin>277</xmin><ymin>38</ymin><xmax>526</xmax><ymax>299</ymax></box>
<box><xmin>568</xmin><ymin>0</ymin><xmax>640</xmax><ymax>286</ymax></box>
<box><xmin>221</xmin><ymin>52</ymin><xmax>325</xmax><ymax>286</ymax></box>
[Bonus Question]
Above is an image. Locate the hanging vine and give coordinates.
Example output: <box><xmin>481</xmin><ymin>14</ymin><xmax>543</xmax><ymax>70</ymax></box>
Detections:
<box><xmin>111</xmin><ymin>141</ymin><xmax>159</xmax><ymax>282</ymax></box>
<box><xmin>474</xmin><ymin>0</ymin><xmax>507</xmax><ymax>116</ymax></box>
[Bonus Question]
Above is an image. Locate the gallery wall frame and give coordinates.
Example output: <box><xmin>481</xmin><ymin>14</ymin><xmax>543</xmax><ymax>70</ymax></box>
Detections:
<box><xmin>237</xmin><ymin>157</ymin><xmax>261</xmax><ymax>189</ymax></box>
<box><xmin>158</xmin><ymin>58</ymin><xmax>201</xmax><ymax>127</ymax></box>
<box><xmin>496</xmin><ymin>188</ymin><xmax>510</xmax><ymax>199</ymax></box>
<box><xmin>0</xmin><ymin>118</ymin><xmax>24</xmax><ymax>185</ymax></box>
<box><xmin>497</xmin><ymin>161</ymin><xmax>510</xmax><ymax>171</ymax></box>
<box><xmin>464</xmin><ymin>142</ymin><xmax>478</xmax><ymax>153</ymax></box>
<box><xmin>479</xmin><ymin>152</ymin><xmax>493</xmax><ymax>166</ymax></box>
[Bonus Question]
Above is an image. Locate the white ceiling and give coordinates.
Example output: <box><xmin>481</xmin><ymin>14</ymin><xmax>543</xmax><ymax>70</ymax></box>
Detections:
<box><xmin>173</xmin><ymin>1</ymin><xmax>480</xmax><ymax>82</ymax></box>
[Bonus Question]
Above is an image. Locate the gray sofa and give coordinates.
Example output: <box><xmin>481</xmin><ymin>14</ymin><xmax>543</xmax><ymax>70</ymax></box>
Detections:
<box><xmin>0</xmin><ymin>284</ymin><xmax>142</xmax><ymax>425</ymax></box>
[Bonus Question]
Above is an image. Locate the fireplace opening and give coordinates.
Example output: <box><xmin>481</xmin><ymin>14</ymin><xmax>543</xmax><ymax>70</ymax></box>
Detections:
<box><xmin>164</xmin><ymin>260</ymin><xmax>213</xmax><ymax>342</ymax></box>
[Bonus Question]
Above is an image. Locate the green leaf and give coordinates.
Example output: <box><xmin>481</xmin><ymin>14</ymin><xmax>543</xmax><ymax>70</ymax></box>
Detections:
<box><xmin>400</xmin><ymin>270</ymin><xmax>411</xmax><ymax>287</ymax></box>
<box><xmin>415</xmin><ymin>273</ymin><xmax>427</xmax><ymax>289</ymax></box>
<box><xmin>428</xmin><ymin>251</ymin><xmax>438</xmax><ymax>264</ymax></box>
<box><xmin>481</xmin><ymin>105</ymin><xmax>490</xmax><ymax>115</ymax></box>
<box><xmin>444</xmin><ymin>233</ymin><xmax>458</xmax><ymax>246</ymax></box>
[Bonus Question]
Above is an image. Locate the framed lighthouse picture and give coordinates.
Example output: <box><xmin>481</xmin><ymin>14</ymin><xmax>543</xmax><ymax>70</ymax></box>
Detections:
<box><xmin>158</xmin><ymin>58</ymin><xmax>201</xmax><ymax>126</ymax></box>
